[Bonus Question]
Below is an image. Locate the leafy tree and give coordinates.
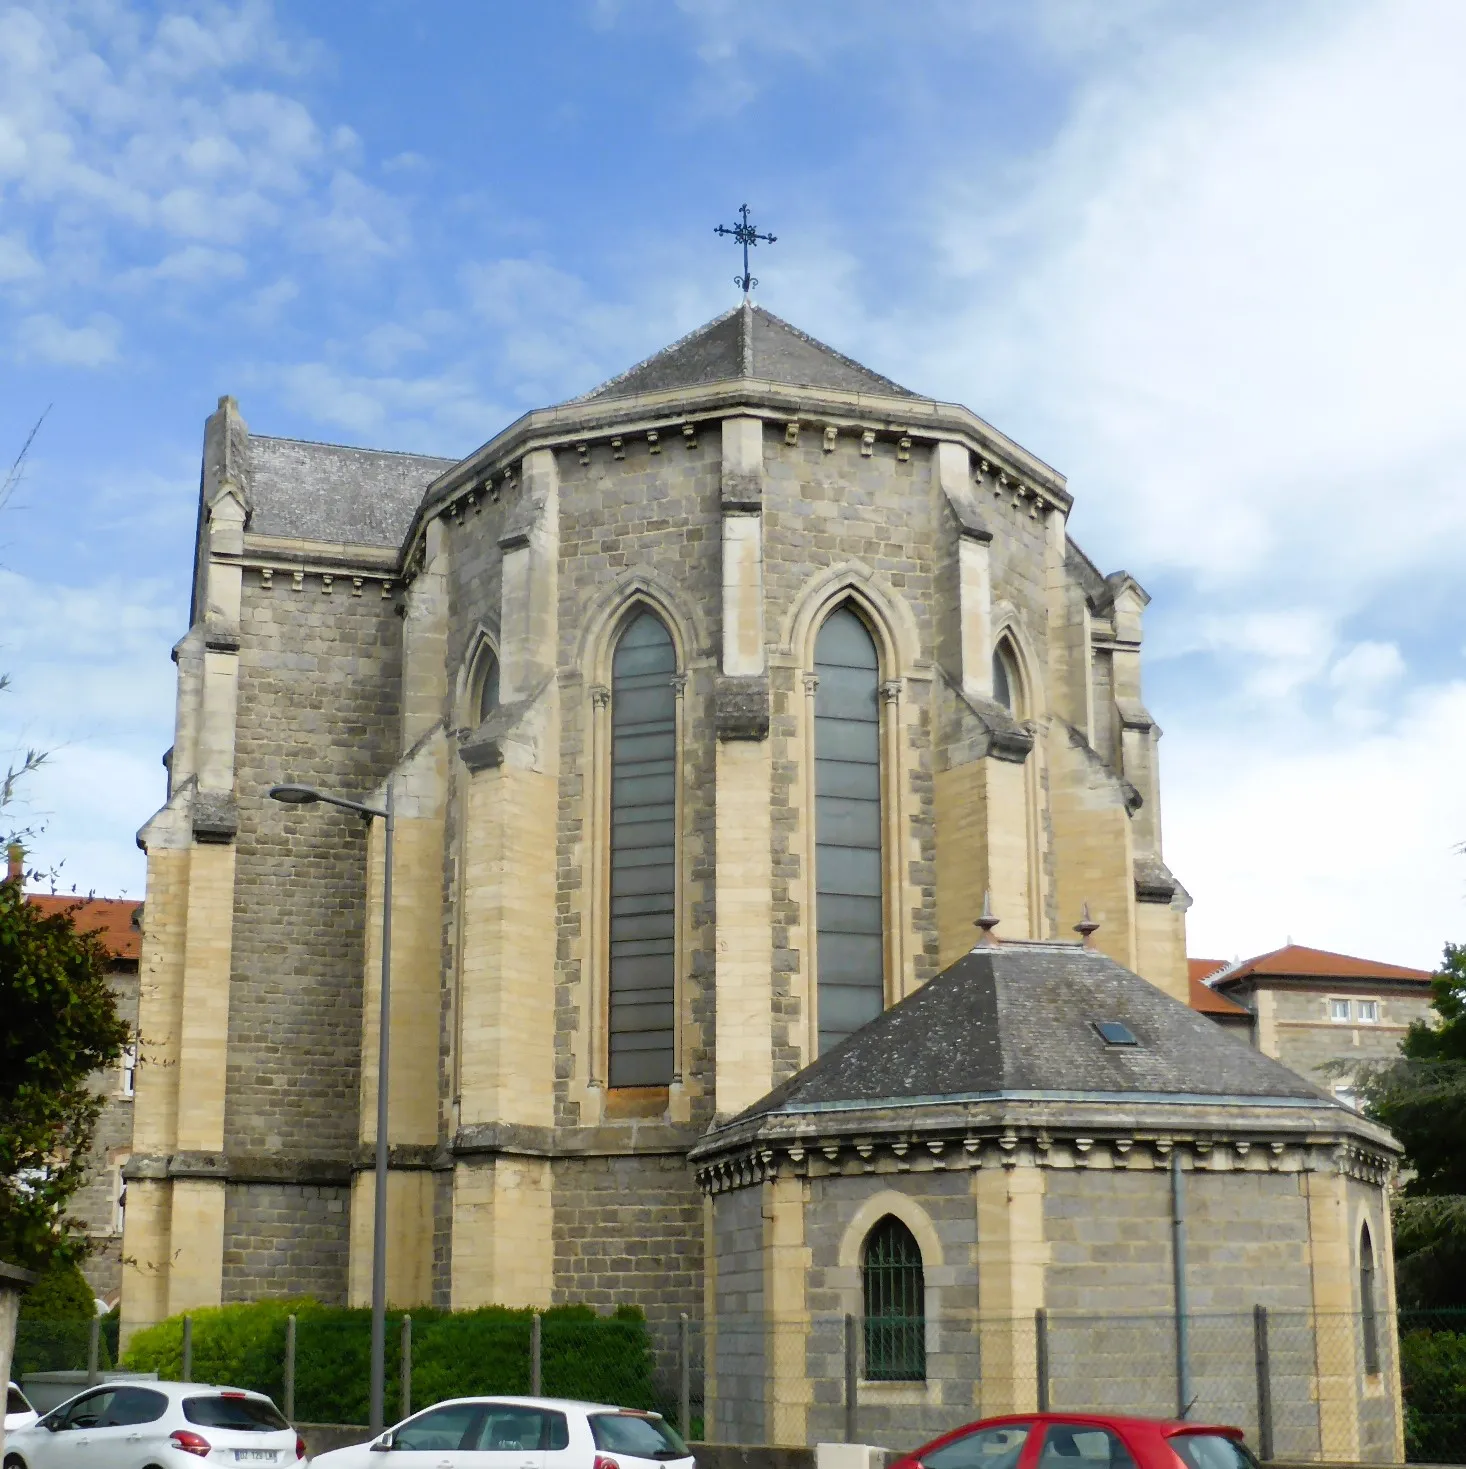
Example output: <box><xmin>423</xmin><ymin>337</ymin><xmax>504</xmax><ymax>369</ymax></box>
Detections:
<box><xmin>1359</xmin><ymin>943</ymin><xmax>1466</xmax><ymax>1308</ymax></box>
<box><xmin>0</xmin><ymin>872</ymin><xmax>129</xmax><ymax>1271</ymax></box>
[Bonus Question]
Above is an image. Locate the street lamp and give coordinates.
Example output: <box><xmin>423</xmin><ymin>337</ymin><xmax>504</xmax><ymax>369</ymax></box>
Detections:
<box><xmin>269</xmin><ymin>779</ymin><xmax>394</xmax><ymax>1434</ymax></box>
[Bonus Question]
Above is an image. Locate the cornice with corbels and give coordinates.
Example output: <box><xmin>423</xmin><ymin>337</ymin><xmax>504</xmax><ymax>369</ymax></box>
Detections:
<box><xmin>692</xmin><ymin>1120</ymin><xmax>1398</xmax><ymax>1196</ymax></box>
<box><xmin>402</xmin><ymin>385</ymin><xmax>1072</xmax><ymax>570</ymax></box>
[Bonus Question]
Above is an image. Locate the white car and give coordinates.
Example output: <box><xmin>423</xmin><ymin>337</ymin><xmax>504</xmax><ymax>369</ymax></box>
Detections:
<box><xmin>6</xmin><ymin>1383</ymin><xmax>38</xmax><ymax>1433</ymax></box>
<box><xmin>3</xmin><ymin>1379</ymin><xmax>303</xmax><ymax>1468</ymax></box>
<box><xmin>311</xmin><ymin>1396</ymin><xmax>694</xmax><ymax>1469</ymax></box>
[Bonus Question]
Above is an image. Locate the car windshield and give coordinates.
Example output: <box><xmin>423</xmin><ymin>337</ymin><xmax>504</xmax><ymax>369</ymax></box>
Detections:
<box><xmin>588</xmin><ymin>1412</ymin><xmax>689</xmax><ymax>1460</ymax></box>
<box><xmin>8</xmin><ymin>1386</ymin><xmax>32</xmax><ymax>1415</ymax></box>
<box><xmin>1169</xmin><ymin>1434</ymin><xmax>1257</xmax><ymax>1469</ymax></box>
<box><xmin>183</xmin><ymin>1394</ymin><xmax>289</xmax><ymax>1431</ymax></box>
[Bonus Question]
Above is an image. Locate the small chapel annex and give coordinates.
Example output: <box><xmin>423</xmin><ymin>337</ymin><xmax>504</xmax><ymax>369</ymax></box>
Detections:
<box><xmin>123</xmin><ymin>303</ymin><xmax>1400</xmax><ymax>1456</ymax></box>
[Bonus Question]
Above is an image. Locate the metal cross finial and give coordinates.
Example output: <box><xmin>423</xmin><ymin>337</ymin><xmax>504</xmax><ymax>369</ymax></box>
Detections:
<box><xmin>715</xmin><ymin>203</ymin><xmax>776</xmax><ymax>295</ymax></box>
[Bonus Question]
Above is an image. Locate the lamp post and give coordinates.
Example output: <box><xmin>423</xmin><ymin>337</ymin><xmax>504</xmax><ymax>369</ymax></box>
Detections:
<box><xmin>269</xmin><ymin>779</ymin><xmax>394</xmax><ymax>1434</ymax></box>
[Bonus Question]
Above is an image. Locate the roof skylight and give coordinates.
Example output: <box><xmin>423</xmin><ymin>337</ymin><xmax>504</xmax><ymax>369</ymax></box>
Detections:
<box><xmin>1093</xmin><ymin>1020</ymin><xmax>1139</xmax><ymax>1046</ymax></box>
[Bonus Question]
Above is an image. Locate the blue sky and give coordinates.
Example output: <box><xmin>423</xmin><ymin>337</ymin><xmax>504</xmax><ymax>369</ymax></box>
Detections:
<box><xmin>3</xmin><ymin>0</ymin><xmax>1464</xmax><ymax>967</ymax></box>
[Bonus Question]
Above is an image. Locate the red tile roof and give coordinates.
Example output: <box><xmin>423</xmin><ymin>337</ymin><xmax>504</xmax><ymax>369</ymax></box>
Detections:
<box><xmin>26</xmin><ymin>895</ymin><xmax>142</xmax><ymax>962</ymax></box>
<box><xmin>1212</xmin><ymin>943</ymin><xmax>1432</xmax><ymax>987</ymax></box>
<box><xmin>1188</xmin><ymin>969</ymin><xmax>1251</xmax><ymax>1016</ymax></box>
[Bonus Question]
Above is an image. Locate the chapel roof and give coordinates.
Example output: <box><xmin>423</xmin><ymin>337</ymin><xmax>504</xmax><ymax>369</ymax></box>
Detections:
<box><xmin>247</xmin><ymin>435</ymin><xmax>456</xmax><ymax>548</ymax></box>
<box><xmin>729</xmin><ymin>941</ymin><xmax>1326</xmax><ymax>1125</ymax></box>
<box><xmin>577</xmin><ymin>300</ymin><xmax>920</xmax><ymax>403</ymax></box>
<box><xmin>1188</xmin><ymin>970</ymin><xmax>1251</xmax><ymax>1018</ymax></box>
<box><xmin>1211</xmin><ymin>944</ymin><xmax>1433</xmax><ymax>990</ymax></box>
<box><xmin>26</xmin><ymin>895</ymin><xmax>142</xmax><ymax>964</ymax></box>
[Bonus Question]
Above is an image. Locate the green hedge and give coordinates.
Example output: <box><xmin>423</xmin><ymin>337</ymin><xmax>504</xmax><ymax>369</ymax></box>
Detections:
<box><xmin>122</xmin><ymin>1301</ymin><xmax>657</xmax><ymax>1426</ymax></box>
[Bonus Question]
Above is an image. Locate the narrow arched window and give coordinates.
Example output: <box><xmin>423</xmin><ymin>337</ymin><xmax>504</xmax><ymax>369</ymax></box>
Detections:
<box><xmin>863</xmin><ymin>1216</ymin><xmax>925</xmax><ymax>1381</ymax></box>
<box><xmin>609</xmin><ymin>610</ymin><xmax>677</xmax><ymax>1088</ymax></box>
<box><xmin>1360</xmin><ymin>1222</ymin><xmax>1380</xmax><ymax>1373</ymax></box>
<box><xmin>992</xmin><ymin>637</ymin><xmax>1020</xmax><ymax>714</ymax></box>
<box><xmin>813</xmin><ymin>605</ymin><xmax>883</xmax><ymax>1055</ymax></box>
<box><xmin>477</xmin><ymin>651</ymin><xmax>500</xmax><ymax>725</ymax></box>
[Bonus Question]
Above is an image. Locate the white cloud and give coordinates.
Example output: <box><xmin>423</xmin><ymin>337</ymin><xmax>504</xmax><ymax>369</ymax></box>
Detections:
<box><xmin>0</xmin><ymin>1</ymin><xmax>403</xmax><ymax>299</ymax></box>
<box><xmin>15</xmin><ymin>311</ymin><xmax>120</xmax><ymax>365</ymax></box>
<box><xmin>1169</xmin><ymin>676</ymin><xmax>1466</xmax><ymax>970</ymax></box>
<box><xmin>0</xmin><ymin>567</ymin><xmax>180</xmax><ymax>899</ymax></box>
<box><xmin>0</xmin><ymin>231</ymin><xmax>41</xmax><ymax>282</ymax></box>
<box><xmin>929</xmin><ymin>2</ymin><xmax>1466</xmax><ymax>597</ymax></box>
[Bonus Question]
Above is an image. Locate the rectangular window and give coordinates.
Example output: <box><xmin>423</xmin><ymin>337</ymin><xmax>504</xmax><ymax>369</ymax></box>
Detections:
<box><xmin>1357</xmin><ymin>1000</ymin><xmax>1379</xmax><ymax>1023</ymax></box>
<box><xmin>120</xmin><ymin>1043</ymin><xmax>137</xmax><ymax>1096</ymax></box>
<box><xmin>1328</xmin><ymin>998</ymin><xmax>1351</xmax><ymax>1023</ymax></box>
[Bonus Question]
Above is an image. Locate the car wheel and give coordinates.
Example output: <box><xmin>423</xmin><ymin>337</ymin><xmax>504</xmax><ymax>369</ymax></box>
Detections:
<box><xmin>5</xmin><ymin>1454</ymin><xmax>28</xmax><ymax>1469</ymax></box>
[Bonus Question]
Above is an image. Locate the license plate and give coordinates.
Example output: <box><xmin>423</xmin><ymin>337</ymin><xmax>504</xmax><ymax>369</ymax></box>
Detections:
<box><xmin>235</xmin><ymin>1453</ymin><xmax>276</xmax><ymax>1464</ymax></box>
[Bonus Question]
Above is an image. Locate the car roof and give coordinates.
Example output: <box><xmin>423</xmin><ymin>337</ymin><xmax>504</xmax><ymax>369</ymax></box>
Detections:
<box><xmin>409</xmin><ymin>1396</ymin><xmax>648</xmax><ymax>1414</ymax></box>
<box><xmin>968</xmin><ymin>1413</ymin><xmax>1241</xmax><ymax>1435</ymax></box>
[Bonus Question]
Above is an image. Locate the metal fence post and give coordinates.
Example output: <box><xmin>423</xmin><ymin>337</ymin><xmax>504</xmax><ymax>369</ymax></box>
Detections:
<box><xmin>1035</xmin><ymin>1308</ymin><xmax>1050</xmax><ymax>1412</ymax></box>
<box><xmin>401</xmin><ymin>1314</ymin><xmax>413</xmax><ymax>1421</ymax></box>
<box><xmin>285</xmin><ymin>1314</ymin><xmax>297</xmax><ymax>1422</ymax></box>
<box><xmin>678</xmin><ymin>1313</ymin><xmax>691</xmax><ymax>1437</ymax></box>
<box><xmin>1253</xmin><ymin>1305</ymin><xmax>1274</xmax><ymax>1461</ymax></box>
<box><xmin>844</xmin><ymin>1312</ymin><xmax>859</xmax><ymax>1444</ymax></box>
<box><xmin>1171</xmin><ymin>1153</ymin><xmax>1192</xmax><ymax>1419</ymax></box>
<box><xmin>181</xmin><ymin>1314</ymin><xmax>193</xmax><ymax>1382</ymax></box>
<box><xmin>530</xmin><ymin>1311</ymin><xmax>542</xmax><ymax>1397</ymax></box>
<box><xmin>86</xmin><ymin>1316</ymin><xmax>100</xmax><ymax>1386</ymax></box>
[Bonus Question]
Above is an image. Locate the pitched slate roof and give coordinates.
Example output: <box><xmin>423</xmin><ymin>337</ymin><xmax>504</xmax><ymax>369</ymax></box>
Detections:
<box><xmin>1212</xmin><ymin>944</ymin><xmax>1433</xmax><ymax>989</ymax></box>
<box><xmin>247</xmin><ymin>436</ymin><xmax>456</xmax><ymax>548</ymax></box>
<box><xmin>732</xmin><ymin>941</ymin><xmax>1325</xmax><ymax>1124</ymax></box>
<box><xmin>578</xmin><ymin>300</ymin><xmax>919</xmax><ymax>402</ymax></box>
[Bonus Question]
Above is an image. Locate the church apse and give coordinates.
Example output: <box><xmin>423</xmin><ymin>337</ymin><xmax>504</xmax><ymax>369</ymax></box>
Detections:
<box><xmin>127</xmin><ymin>302</ymin><xmax>1200</xmax><ymax>1352</ymax></box>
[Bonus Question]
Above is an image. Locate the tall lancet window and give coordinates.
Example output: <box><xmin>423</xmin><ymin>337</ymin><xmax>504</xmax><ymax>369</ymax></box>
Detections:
<box><xmin>814</xmin><ymin>605</ymin><xmax>884</xmax><ymax>1055</ymax></box>
<box><xmin>609</xmin><ymin>611</ymin><xmax>677</xmax><ymax>1087</ymax></box>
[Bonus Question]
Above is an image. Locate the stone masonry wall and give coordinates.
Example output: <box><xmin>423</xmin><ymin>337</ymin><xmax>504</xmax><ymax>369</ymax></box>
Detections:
<box><xmin>227</xmin><ymin>571</ymin><xmax>403</xmax><ymax>1160</ymax></box>
<box><xmin>1265</xmin><ymin>984</ymin><xmax>1429</xmax><ymax>1089</ymax></box>
<box><xmin>762</xmin><ymin>432</ymin><xmax>944</xmax><ymax>1060</ymax></box>
<box><xmin>1043</xmin><ymin>1167</ymin><xmax>1323</xmax><ymax>1450</ymax></box>
<box><xmin>221</xmin><ymin>1182</ymin><xmax>351</xmax><ymax>1304</ymax></box>
<box><xmin>803</xmin><ymin>1172</ymin><xmax>979</xmax><ymax>1450</ymax></box>
<box><xmin>550</xmin><ymin>437</ymin><xmax>721</xmax><ymax>1124</ymax></box>
<box><xmin>76</xmin><ymin>963</ymin><xmax>140</xmax><ymax>1303</ymax></box>
<box><xmin>710</xmin><ymin>1185</ymin><xmax>766</xmax><ymax>1447</ymax></box>
<box><xmin>550</xmin><ymin>1154</ymin><xmax>703</xmax><ymax>1325</ymax></box>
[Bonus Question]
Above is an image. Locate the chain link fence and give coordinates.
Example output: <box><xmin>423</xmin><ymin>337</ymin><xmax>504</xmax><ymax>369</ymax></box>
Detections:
<box><xmin>14</xmin><ymin>1306</ymin><xmax>1463</xmax><ymax>1462</ymax></box>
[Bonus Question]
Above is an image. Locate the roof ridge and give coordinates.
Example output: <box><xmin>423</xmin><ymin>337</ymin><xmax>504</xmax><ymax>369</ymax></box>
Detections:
<box><xmin>252</xmin><ymin>433</ymin><xmax>458</xmax><ymax>463</ymax></box>
<box><xmin>569</xmin><ymin>305</ymin><xmax>744</xmax><ymax>404</ymax></box>
<box><xmin>749</xmin><ymin>304</ymin><xmax>918</xmax><ymax>398</ymax></box>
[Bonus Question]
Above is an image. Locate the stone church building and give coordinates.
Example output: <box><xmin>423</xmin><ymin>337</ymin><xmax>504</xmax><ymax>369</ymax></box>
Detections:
<box><xmin>123</xmin><ymin>303</ymin><xmax>1401</xmax><ymax>1456</ymax></box>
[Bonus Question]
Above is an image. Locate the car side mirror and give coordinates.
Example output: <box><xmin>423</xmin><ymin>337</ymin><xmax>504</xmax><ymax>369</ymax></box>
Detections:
<box><xmin>46</xmin><ymin>1419</ymin><xmax>63</xmax><ymax>1433</ymax></box>
<box><xmin>371</xmin><ymin>1432</ymin><xmax>395</xmax><ymax>1452</ymax></box>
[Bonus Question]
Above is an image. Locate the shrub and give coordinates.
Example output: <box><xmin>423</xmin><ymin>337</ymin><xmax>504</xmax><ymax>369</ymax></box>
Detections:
<box><xmin>121</xmin><ymin>1300</ymin><xmax>657</xmax><ymax>1425</ymax></box>
<box><xmin>12</xmin><ymin>1257</ymin><xmax>108</xmax><ymax>1374</ymax></box>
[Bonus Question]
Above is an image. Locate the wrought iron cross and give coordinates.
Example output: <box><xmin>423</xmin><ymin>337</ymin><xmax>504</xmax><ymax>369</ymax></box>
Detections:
<box><xmin>715</xmin><ymin>203</ymin><xmax>776</xmax><ymax>295</ymax></box>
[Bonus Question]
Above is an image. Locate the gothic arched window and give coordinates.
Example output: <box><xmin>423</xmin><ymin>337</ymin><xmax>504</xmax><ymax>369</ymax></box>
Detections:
<box><xmin>608</xmin><ymin>610</ymin><xmax>677</xmax><ymax>1088</ymax></box>
<box><xmin>992</xmin><ymin>637</ymin><xmax>1020</xmax><ymax>715</ymax></box>
<box><xmin>863</xmin><ymin>1215</ymin><xmax>925</xmax><ymax>1381</ymax></box>
<box><xmin>813</xmin><ymin>605</ymin><xmax>884</xmax><ymax>1055</ymax></box>
<box><xmin>477</xmin><ymin>650</ymin><xmax>500</xmax><ymax>725</ymax></box>
<box><xmin>1360</xmin><ymin>1222</ymin><xmax>1380</xmax><ymax>1373</ymax></box>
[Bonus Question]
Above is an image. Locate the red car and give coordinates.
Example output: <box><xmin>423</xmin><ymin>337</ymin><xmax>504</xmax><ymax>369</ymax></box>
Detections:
<box><xmin>889</xmin><ymin>1414</ymin><xmax>1258</xmax><ymax>1469</ymax></box>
